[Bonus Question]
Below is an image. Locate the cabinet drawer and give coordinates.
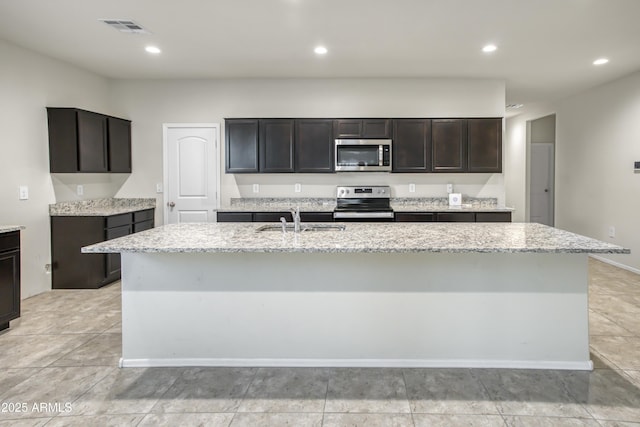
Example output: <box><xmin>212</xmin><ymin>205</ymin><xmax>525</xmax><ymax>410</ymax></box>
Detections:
<box><xmin>395</xmin><ymin>212</ymin><xmax>435</xmax><ymax>222</ymax></box>
<box><xmin>300</xmin><ymin>212</ymin><xmax>334</xmax><ymax>223</ymax></box>
<box><xmin>253</xmin><ymin>212</ymin><xmax>293</xmax><ymax>222</ymax></box>
<box><xmin>134</xmin><ymin>220</ymin><xmax>154</xmax><ymax>233</ymax></box>
<box><xmin>106</xmin><ymin>213</ymin><xmax>132</xmax><ymax>228</ymax></box>
<box><xmin>475</xmin><ymin>212</ymin><xmax>512</xmax><ymax>222</ymax></box>
<box><xmin>105</xmin><ymin>224</ymin><xmax>131</xmax><ymax>240</ymax></box>
<box><xmin>436</xmin><ymin>212</ymin><xmax>475</xmax><ymax>222</ymax></box>
<box><xmin>134</xmin><ymin>209</ymin><xmax>154</xmax><ymax>223</ymax></box>
<box><xmin>217</xmin><ymin>212</ymin><xmax>253</xmax><ymax>222</ymax></box>
<box><xmin>0</xmin><ymin>232</ymin><xmax>20</xmax><ymax>252</ymax></box>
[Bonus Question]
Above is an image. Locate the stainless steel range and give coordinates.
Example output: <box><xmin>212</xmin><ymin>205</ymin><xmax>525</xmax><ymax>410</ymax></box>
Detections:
<box><xmin>333</xmin><ymin>185</ymin><xmax>394</xmax><ymax>221</ymax></box>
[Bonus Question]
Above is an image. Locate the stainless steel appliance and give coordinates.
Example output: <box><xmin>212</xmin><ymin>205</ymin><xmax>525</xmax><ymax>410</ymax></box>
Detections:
<box><xmin>335</xmin><ymin>139</ymin><xmax>392</xmax><ymax>172</ymax></box>
<box><xmin>333</xmin><ymin>185</ymin><xmax>394</xmax><ymax>221</ymax></box>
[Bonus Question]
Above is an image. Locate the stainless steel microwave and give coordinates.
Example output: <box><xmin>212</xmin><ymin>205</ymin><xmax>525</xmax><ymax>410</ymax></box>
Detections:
<box><xmin>335</xmin><ymin>139</ymin><xmax>392</xmax><ymax>172</ymax></box>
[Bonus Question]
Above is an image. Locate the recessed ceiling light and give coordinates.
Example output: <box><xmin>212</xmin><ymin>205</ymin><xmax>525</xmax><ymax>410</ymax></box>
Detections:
<box><xmin>593</xmin><ymin>58</ymin><xmax>609</xmax><ymax>66</ymax></box>
<box><xmin>314</xmin><ymin>46</ymin><xmax>328</xmax><ymax>55</ymax></box>
<box><xmin>482</xmin><ymin>44</ymin><xmax>497</xmax><ymax>53</ymax></box>
<box><xmin>145</xmin><ymin>46</ymin><xmax>161</xmax><ymax>54</ymax></box>
<box><xmin>506</xmin><ymin>103</ymin><xmax>524</xmax><ymax>109</ymax></box>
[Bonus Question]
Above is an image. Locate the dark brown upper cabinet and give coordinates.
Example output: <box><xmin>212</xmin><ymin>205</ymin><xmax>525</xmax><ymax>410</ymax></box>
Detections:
<box><xmin>225</xmin><ymin>119</ymin><xmax>259</xmax><ymax>173</ymax></box>
<box><xmin>47</xmin><ymin>108</ymin><xmax>131</xmax><ymax>173</ymax></box>
<box><xmin>392</xmin><ymin>119</ymin><xmax>431</xmax><ymax>172</ymax></box>
<box><xmin>334</xmin><ymin>119</ymin><xmax>391</xmax><ymax>139</ymax></box>
<box><xmin>259</xmin><ymin>119</ymin><xmax>295</xmax><ymax>173</ymax></box>
<box><xmin>431</xmin><ymin>119</ymin><xmax>466</xmax><ymax>172</ymax></box>
<box><xmin>467</xmin><ymin>118</ymin><xmax>502</xmax><ymax>173</ymax></box>
<box><xmin>295</xmin><ymin>119</ymin><xmax>334</xmax><ymax>173</ymax></box>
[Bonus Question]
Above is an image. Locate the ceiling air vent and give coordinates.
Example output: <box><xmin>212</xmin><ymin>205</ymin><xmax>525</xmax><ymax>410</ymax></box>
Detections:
<box><xmin>100</xmin><ymin>19</ymin><xmax>150</xmax><ymax>34</ymax></box>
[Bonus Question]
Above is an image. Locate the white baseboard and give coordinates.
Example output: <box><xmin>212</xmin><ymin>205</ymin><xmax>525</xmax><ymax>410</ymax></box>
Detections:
<box><xmin>119</xmin><ymin>358</ymin><xmax>593</xmax><ymax>371</ymax></box>
<box><xmin>590</xmin><ymin>255</ymin><xmax>640</xmax><ymax>275</ymax></box>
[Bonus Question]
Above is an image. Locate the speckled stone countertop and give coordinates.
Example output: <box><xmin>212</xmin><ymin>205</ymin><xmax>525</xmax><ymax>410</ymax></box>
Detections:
<box><xmin>219</xmin><ymin>197</ymin><xmax>513</xmax><ymax>213</ymax></box>
<box><xmin>82</xmin><ymin>222</ymin><xmax>629</xmax><ymax>255</ymax></box>
<box><xmin>0</xmin><ymin>226</ymin><xmax>24</xmax><ymax>234</ymax></box>
<box><xmin>50</xmin><ymin>198</ymin><xmax>156</xmax><ymax>216</ymax></box>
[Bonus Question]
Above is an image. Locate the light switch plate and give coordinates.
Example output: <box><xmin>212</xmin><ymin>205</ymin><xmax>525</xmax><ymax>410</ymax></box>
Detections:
<box><xmin>409</xmin><ymin>183</ymin><xmax>416</xmax><ymax>193</ymax></box>
<box><xmin>294</xmin><ymin>183</ymin><xmax>301</xmax><ymax>193</ymax></box>
<box><xmin>252</xmin><ymin>184</ymin><xmax>259</xmax><ymax>193</ymax></box>
<box><xmin>447</xmin><ymin>183</ymin><xmax>453</xmax><ymax>194</ymax></box>
<box><xmin>76</xmin><ymin>185</ymin><xmax>84</xmax><ymax>196</ymax></box>
<box><xmin>156</xmin><ymin>183</ymin><xmax>163</xmax><ymax>193</ymax></box>
<box><xmin>19</xmin><ymin>185</ymin><xmax>28</xmax><ymax>200</ymax></box>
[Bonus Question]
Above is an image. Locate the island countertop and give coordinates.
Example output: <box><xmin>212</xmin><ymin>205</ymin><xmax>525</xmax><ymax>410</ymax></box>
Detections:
<box><xmin>82</xmin><ymin>222</ymin><xmax>629</xmax><ymax>255</ymax></box>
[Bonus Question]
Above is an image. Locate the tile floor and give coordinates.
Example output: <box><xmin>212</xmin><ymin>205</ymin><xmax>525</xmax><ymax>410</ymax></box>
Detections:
<box><xmin>1</xmin><ymin>258</ymin><xmax>639</xmax><ymax>426</ymax></box>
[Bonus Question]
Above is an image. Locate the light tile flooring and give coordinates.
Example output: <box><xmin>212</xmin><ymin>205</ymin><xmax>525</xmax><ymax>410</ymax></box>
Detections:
<box><xmin>1</xmin><ymin>258</ymin><xmax>640</xmax><ymax>426</ymax></box>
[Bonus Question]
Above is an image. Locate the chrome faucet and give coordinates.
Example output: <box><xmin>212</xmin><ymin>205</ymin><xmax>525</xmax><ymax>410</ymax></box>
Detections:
<box><xmin>280</xmin><ymin>216</ymin><xmax>288</xmax><ymax>234</ymax></box>
<box><xmin>291</xmin><ymin>206</ymin><xmax>301</xmax><ymax>233</ymax></box>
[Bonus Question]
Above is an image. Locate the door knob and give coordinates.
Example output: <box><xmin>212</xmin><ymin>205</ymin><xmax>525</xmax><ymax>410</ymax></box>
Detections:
<box><xmin>168</xmin><ymin>202</ymin><xmax>175</xmax><ymax>208</ymax></box>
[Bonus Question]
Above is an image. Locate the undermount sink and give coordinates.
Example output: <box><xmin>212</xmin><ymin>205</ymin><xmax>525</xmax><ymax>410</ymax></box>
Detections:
<box><xmin>256</xmin><ymin>223</ymin><xmax>346</xmax><ymax>233</ymax></box>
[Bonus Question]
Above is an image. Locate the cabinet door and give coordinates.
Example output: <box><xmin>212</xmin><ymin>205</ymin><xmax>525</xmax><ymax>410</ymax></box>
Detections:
<box><xmin>295</xmin><ymin>119</ymin><xmax>334</xmax><ymax>173</ymax></box>
<box><xmin>0</xmin><ymin>232</ymin><xmax>20</xmax><ymax>328</ymax></box>
<box><xmin>77</xmin><ymin>110</ymin><xmax>108</xmax><ymax>172</ymax></box>
<box><xmin>432</xmin><ymin>119</ymin><xmax>466</xmax><ymax>172</ymax></box>
<box><xmin>475</xmin><ymin>212</ymin><xmax>511</xmax><ymax>222</ymax></box>
<box><xmin>104</xmin><ymin>224</ymin><xmax>131</xmax><ymax>282</ymax></box>
<box><xmin>259</xmin><ymin>119</ymin><xmax>295</xmax><ymax>172</ymax></box>
<box><xmin>107</xmin><ymin>117</ymin><xmax>132</xmax><ymax>173</ymax></box>
<box><xmin>436</xmin><ymin>212</ymin><xmax>475</xmax><ymax>222</ymax></box>
<box><xmin>392</xmin><ymin>119</ymin><xmax>431</xmax><ymax>172</ymax></box>
<box><xmin>217</xmin><ymin>212</ymin><xmax>253</xmax><ymax>222</ymax></box>
<box><xmin>468</xmin><ymin>118</ymin><xmax>502</xmax><ymax>173</ymax></box>
<box><xmin>362</xmin><ymin>119</ymin><xmax>391</xmax><ymax>138</ymax></box>
<box><xmin>395</xmin><ymin>212</ymin><xmax>435</xmax><ymax>222</ymax></box>
<box><xmin>225</xmin><ymin>119</ymin><xmax>259</xmax><ymax>173</ymax></box>
<box><xmin>51</xmin><ymin>217</ymin><xmax>105</xmax><ymax>289</ymax></box>
<box><xmin>47</xmin><ymin>108</ymin><xmax>79</xmax><ymax>172</ymax></box>
<box><xmin>334</xmin><ymin>120</ymin><xmax>362</xmax><ymax>138</ymax></box>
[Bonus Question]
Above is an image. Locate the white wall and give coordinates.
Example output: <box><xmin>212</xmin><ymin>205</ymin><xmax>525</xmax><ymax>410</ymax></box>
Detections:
<box><xmin>0</xmin><ymin>40</ymin><xmax>111</xmax><ymax>298</ymax></box>
<box><xmin>555</xmin><ymin>71</ymin><xmax>640</xmax><ymax>272</ymax></box>
<box><xmin>109</xmin><ymin>78</ymin><xmax>506</xmax><ymax>222</ymax></box>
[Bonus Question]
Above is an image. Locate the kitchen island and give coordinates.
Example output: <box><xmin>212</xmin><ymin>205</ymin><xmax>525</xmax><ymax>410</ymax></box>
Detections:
<box><xmin>83</xmin><ymin>222</ymin><xmax>628</xmax><ymax>370</ymax></box>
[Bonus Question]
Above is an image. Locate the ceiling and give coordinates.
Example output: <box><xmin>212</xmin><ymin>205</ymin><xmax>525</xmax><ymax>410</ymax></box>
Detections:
<box><xmin>2</xmin><ymin>0</ymin><xmax>640</xmax><ymax>115</ymax></box>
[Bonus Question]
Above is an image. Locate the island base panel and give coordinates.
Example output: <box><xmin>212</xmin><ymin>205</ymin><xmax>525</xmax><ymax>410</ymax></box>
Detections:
<box><xmin>121</xmin><ymin>252</ymin><xmax>590</xmax><ymax>370</ymax></box>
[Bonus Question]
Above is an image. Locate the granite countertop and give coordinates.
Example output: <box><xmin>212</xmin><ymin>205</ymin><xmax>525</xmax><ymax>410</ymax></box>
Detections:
<box><xmin>0</xmin><ymin>226</ymin><xmax>24</xmax><ymax>234</ymax></box>
<box><xmin>218</xmin><ymin>197</ymin><xmax>513</xmax><ymax>213</ymax></box>
<box><xmin>50</xmin><ymin>198</ymin><xmax>157</xmax><ymax>216</ymax></box>
<box><xmin>82</xmin><ymin>222</ymin><xmax>629</xmax><ymax>255</ymax></box>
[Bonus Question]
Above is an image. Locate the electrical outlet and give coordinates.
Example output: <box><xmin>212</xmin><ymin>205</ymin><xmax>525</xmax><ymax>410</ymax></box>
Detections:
<box><xmin>252</xmin><ymin>184</ymin><xmax>259</xmax><ymax>193</ymax></box>
<box><xmin>447</xmin><ymin>183</ymin><xmax>453</xmax><ymax>194</ymax></box>
<box><xmin>156</xmin><ymin>183</ymin><xmax>163</xmax><ymax>193</ymax></box>
<box><xmin>44</xmin><ymin>264</ymin><xmax>51</xmax><ymax>274</ymax></box>
<box><xmin>608</xmin><ymin>226</ymin><xmax>616</xmax><ymax>238</ymax></box>
<box><xmin>19</xmin><ymin>185</ymin><xmax>29</xmax><ymax>200</ymax></box>
<box><xmin>294</xmin><ymin>183</ymin><xmax>301</xmax><ymax>193</ymax></box>
<box><xmin>76</xmin><ymin>185</ymin><xmax>84</xmax><ymax>196</ymax></box>
<box><xmin>409</xmin><ymin>183</ymin><xmax>416</xmax><ymax>193</ymax></box>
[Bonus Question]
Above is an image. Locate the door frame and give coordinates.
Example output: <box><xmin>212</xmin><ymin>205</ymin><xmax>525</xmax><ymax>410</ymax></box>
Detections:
<box><xmin>529</xmin><ymin>142</ymin><xmax>555</xmax><ymax>226</ymax></box>
<box><xmin>162</xmin><ymin>123</ymin><xmax>221</xmax><ymax>225</ymax></box>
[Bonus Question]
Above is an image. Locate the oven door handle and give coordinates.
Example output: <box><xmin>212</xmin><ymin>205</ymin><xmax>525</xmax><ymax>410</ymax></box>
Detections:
<box><xmin>333</xmin><ymin>211</ymin><xmax>395</xmax><ymax>219</ymax></box>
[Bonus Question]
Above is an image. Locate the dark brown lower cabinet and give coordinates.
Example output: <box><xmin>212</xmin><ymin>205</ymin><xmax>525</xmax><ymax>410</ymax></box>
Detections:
<box><xmin>51</xmin><ymin>209</ymin><xmax>154</xmax><ymax>289</ymax></box>
<box><xmin>0</xmin><ymin>231</ymin><xmax>21</xmax><ymax>331</ymax></box>
<box><xmin>217</xmin><ymin>212</ymin><xmax>253</xmax><ymax>222</ymax></box>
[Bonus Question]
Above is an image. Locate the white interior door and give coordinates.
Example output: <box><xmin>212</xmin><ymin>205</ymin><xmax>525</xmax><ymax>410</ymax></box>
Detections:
<box><xmin>530</xmin><ymin>142</ymin><xmax>554</xmax><ymax>226</ymax></box>
<box><xmin>164</xmin><ymin>125</ymin><xmax>219</xmax><ymax>224</ymax></box>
